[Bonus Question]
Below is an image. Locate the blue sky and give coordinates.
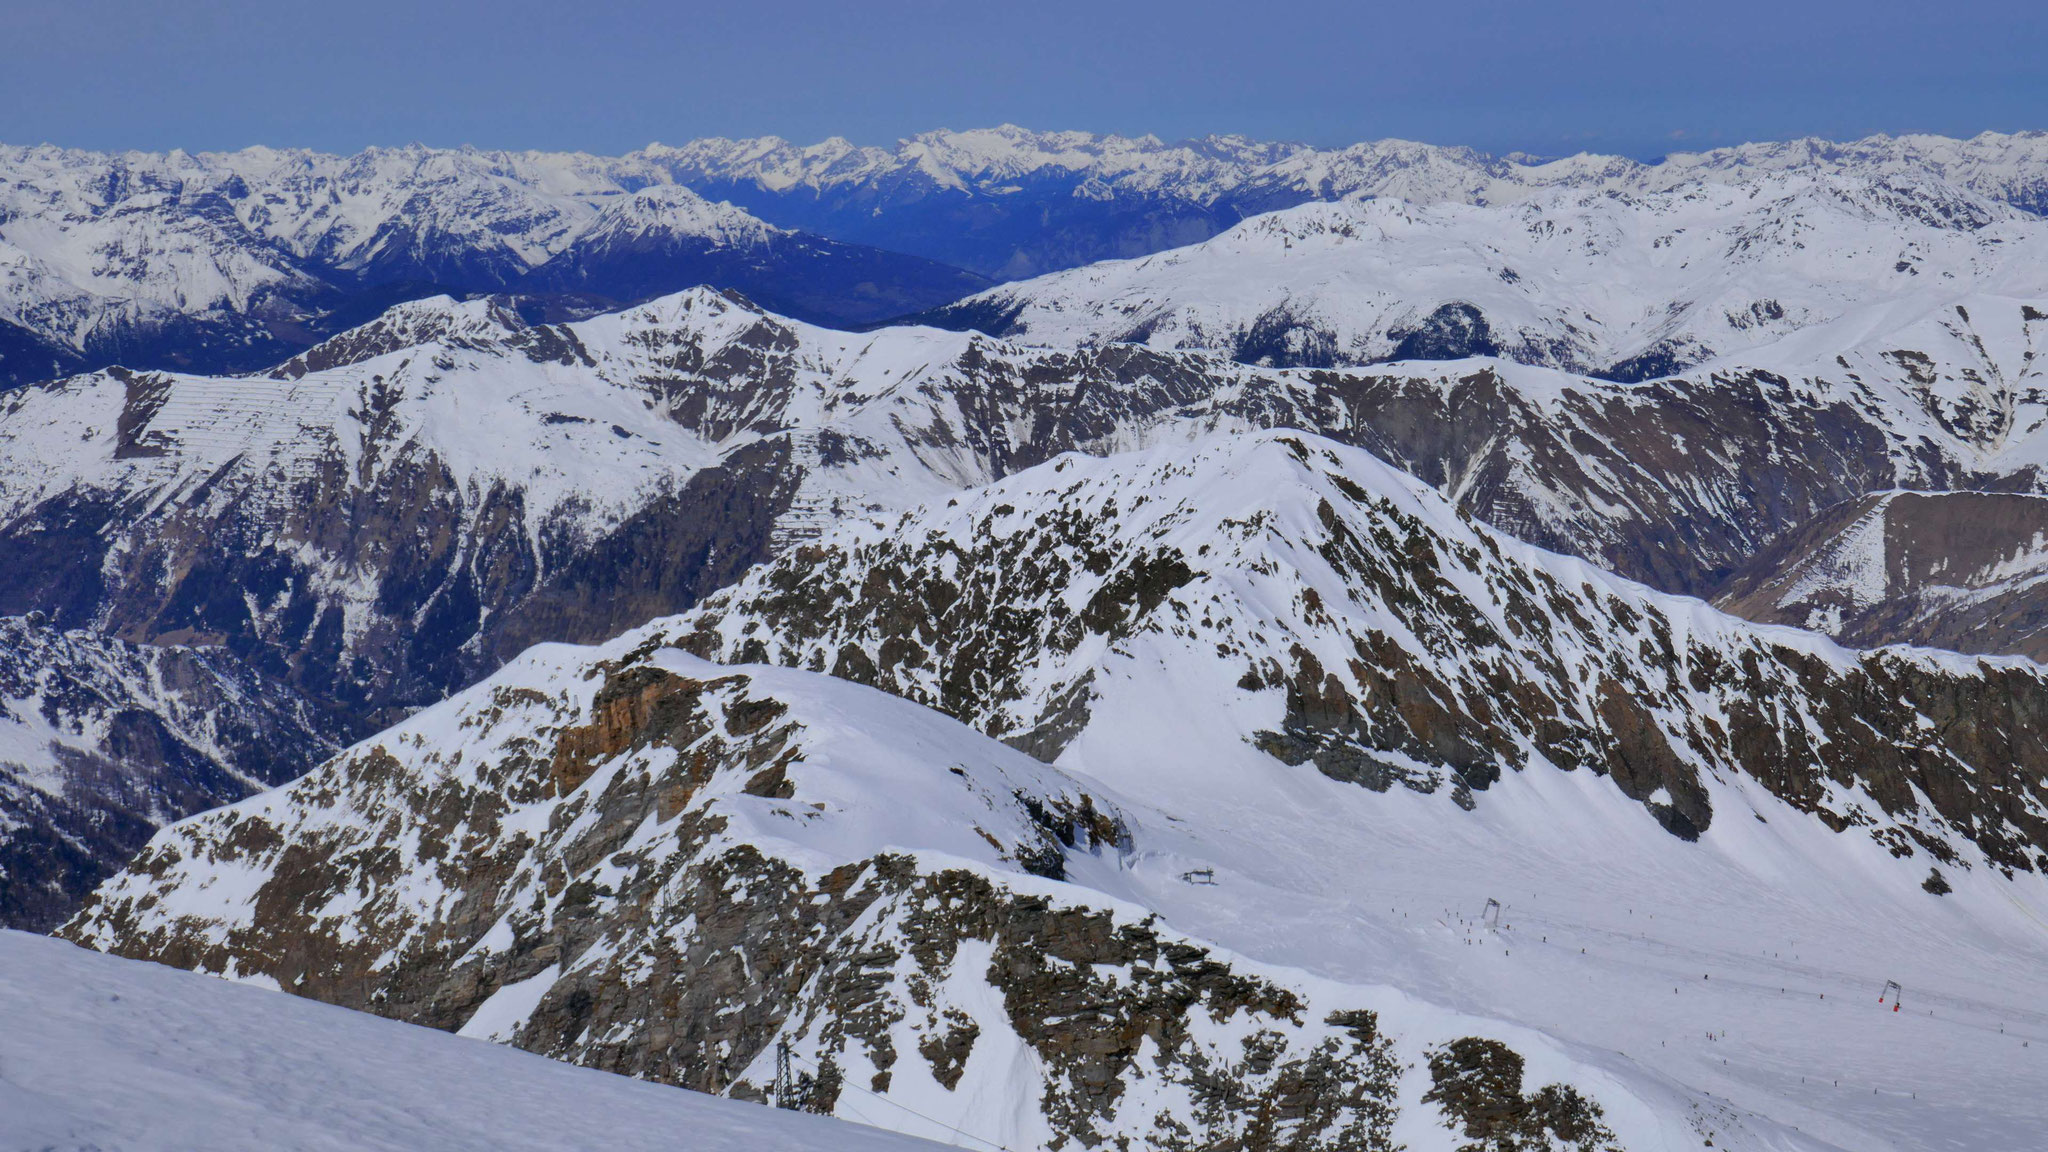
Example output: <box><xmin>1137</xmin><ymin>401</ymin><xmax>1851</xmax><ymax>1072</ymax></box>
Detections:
<box><xmin>5</xmin><ymin>0</ymin><xmax>2043</xmax><ymax>158</ymax></box>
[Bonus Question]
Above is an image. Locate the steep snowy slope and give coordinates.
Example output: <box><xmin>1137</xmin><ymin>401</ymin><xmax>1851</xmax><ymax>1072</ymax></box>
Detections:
<box><xmin>0</xmin><ymin>615</ymin><xmax>341</xmax><ymax>932</ymax></box>
<box><xmin>0</xmin><ymin>930</ymin><xmax>954</xmax><ymax>1152</ymax></box>
<box><xmin>914</xmin><ymin>175</ymin><xmax>2048</xmax><ymax>379</ymax></box>
<box><xmin>67</xmin><ymin>650</ymin><xmax>1828</xmax><ymax>1152</ymax></box>
<box><xmin>70</xmin><ymin>433</ymin><xmax>2048</xmax><ymax>1150</ymax></box>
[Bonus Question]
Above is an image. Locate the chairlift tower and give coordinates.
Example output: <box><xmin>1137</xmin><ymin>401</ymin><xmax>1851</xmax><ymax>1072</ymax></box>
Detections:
<box><xmin>775</xmin><ymin>1039</ymin><xmax>797</xmax><ymax>1109</ymax></box>
<box><xmin>1879</xmin><ymin>980</ymin><xmax>1903</xmax><ymax>1013</ymax></box>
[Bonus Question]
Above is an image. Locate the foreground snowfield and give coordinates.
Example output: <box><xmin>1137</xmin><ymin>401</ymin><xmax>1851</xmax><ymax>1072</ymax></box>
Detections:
<box><xmin>0</xmin><ymin>930</ymin><xmax>952</xmax><ymax>1152</ymax></box>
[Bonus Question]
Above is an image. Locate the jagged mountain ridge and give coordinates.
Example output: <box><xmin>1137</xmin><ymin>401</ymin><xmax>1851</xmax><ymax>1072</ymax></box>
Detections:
<box><xmin>67</xmin><ymin>431</ymin><xmax>2048</xmax><ymax>1150</ymax></box>
<box><xmin>0</xmin><ymin>147</ymin><xmax>986</xmax><ymax>387</ymax></box>
<box><xmin>910</xmin><ymin>174</ymin><xmax>2048</xmax><ymax>381</ymax></box>
<box><xmin>5</xmin><ymin>284</ymin><xmax>2048</xmax><ymax>746</ymax></box>
<box><xmin>61</xmin><ymin>646</ymin><xmax>1815</xmax><ymax>1152</ymax></box>
<box><xmin>663</xmin><ymin>430</ymin><xmax>2048</xmax><ymax>872</ymax></box>
<box><xmin>7</xmin><ymin>128</ymin><xmax>2048</xmax><ymax>387</ymax></box>
<box><xmin>0</xmin><ymin>614</ymin><xmax>343</xmax><ymax>931</ymax></box>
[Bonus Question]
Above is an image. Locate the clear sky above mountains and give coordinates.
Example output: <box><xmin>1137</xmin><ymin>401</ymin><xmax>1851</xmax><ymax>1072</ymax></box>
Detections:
<box><xmin>5</xmin><ymin>0</ymin><xmax>2043</xmax><ymax>159</ymax></box>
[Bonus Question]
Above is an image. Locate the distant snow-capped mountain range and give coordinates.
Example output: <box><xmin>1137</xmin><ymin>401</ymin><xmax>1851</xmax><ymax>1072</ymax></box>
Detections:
<box><xmin>916</xmin><ymin>172</ymin><xmax>2048</xmax><ymax>380</ymax></box>
<box><xmin>6</xmin><ymin>127</ymin><xmax>2048</xmax><ymax>388</ymax></box>
<box><xmin>0</xmin><ymin>146</ymin><xmax>986</xmax><ymax>386</ymax></box>
<box><xmin>661</xmin><ymin>125</ymin><xmax>2048</xmax><ymax>272</ymax></box>
<box><xmin>14</xmin><ymin>126</ymin><xmax>2048</xmax><ymax>1152</ymax></box>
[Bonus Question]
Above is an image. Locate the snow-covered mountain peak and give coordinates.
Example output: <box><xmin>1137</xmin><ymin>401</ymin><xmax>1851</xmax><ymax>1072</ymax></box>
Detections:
<box><xmin>66</xmin><ymin>425</ymin><xmax>2048</xmax><ymax>1151</ymax></box>
<box><xmin>672</xmin><ymin>425</ymin><xmax>2048</xmax><ymax>878</ymax></box>
<box><xmin>920</xmin><ymin>168</ymin><xmax>2048</xmax><ymax>380</ymax></box>
<box><xmin>575</xmin><ymin>184</ymin><xmax>785</xmax><ymax>248</ymax></box>
<box><xmin>62</xmin><ymin>607</ymin><xmax>1845</xmax><ymax>1152</ymax></box>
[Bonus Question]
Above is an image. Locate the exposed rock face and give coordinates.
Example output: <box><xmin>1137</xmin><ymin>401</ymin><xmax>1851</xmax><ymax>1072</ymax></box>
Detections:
<box><xmin>64</xmin><ymin>649</ymin><xmax>1605</xmax><ymax>1152</ymax></box>
<box><xmin>665</xmin><ymin>431</ymin><xmax>2048</xmax><ymax>875</ymax></box>
<box><xmin>1423</xmin><ymin>1038</ymin><xmax>1620</xmax><ymax>1152</ymax></box>
<box><xmin>0</xmin><ymin>615</ymin><xmax>343</xmax><ymax>931</ymax></box>
<box><xmin>1715</xmin><ymin>490</ymin><xmax>2048</xmax><ymax>659</ymax></box>
<box><xmin>1276</xmin><ymin>363</ymin><xmax>1926</xmax><ymax>597</ymax></box>
<box><xmin>8</xmin><ymin>284</ymin><xmax>2047</xmax><ymax>765</ymax></box>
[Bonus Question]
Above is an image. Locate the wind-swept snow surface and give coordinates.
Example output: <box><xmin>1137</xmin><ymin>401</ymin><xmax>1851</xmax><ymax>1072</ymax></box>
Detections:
<box><xmin>0</xmin><ymin>930</ymin><xmax>953</xmax><ymax>1152</ymax></box>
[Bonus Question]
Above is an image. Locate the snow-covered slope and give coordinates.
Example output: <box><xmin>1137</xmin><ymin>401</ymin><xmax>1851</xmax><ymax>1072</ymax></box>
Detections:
<box><xmin>0</xmin><ymin>614</ymin><xmax>341</xmax><ymax>931</ymax></box>
<box><xmin>67</xmin><ymin>649</ymin><xmax>1832</xmax><ymax>1152</ymax></box>
<box><xmin>3</xmin><ymin>283</ymin><xmax>2046</xmax><ymax>752</ymax></box>
<box><xmin>70</xmin><ymin>432</ymin><xmax>2048</xmax><ymax>1151</ymax></box>
<box><xmin>652</xmin><ymin>126</ymin><xmax>2048</xmax><ymax>277</ymax></box>
<box><xmin>0</xmin><ymin>930</ymin><xmax>953</xmax><ymax>1152</ymax></box>
<box><xmin>915</xmin><ymin>174</ymin><xmax>2048</xmax><ymax>379</ymax></box>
